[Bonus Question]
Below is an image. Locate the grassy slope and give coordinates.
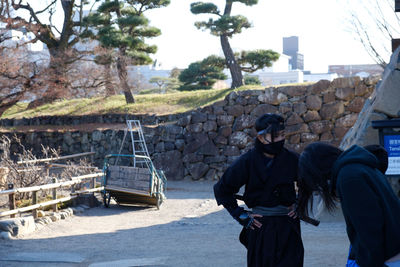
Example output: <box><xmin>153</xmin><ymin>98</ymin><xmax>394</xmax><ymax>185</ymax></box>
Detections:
<box><xmin>2</xmin><ymin>86</ymin><xmax>263</xmax><ymax>119</ymax></box>
<box><xmin>2</xmin><ymin>83</ymin><xmax>313</xmax><ymax>119</ymax></box>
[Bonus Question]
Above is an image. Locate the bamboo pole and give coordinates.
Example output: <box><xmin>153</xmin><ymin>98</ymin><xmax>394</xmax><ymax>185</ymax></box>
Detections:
<box><xmin>0</xmin><ymin>196</ymin><xmax>77</xmax><ymax>217</ymax></box>
<box><xmin>0</xmin><ymin>173</ymin><xmax>103</xmax><ymax>196</ymax></box>
<box><xmin>17</xmin><ymin>152</ymin><xmax>96</xmax><ymax>165</ymax></box>
<box><xmin>70</xmin><ymin>187</ymin><xmax>104</xmax><ymax>195</ymax></box>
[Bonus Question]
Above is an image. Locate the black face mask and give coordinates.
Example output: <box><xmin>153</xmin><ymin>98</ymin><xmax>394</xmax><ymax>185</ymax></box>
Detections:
<box><xmin>256</xmin><ymin>139</ymin><xmax>285</xmax><ymax>155</ymax></box>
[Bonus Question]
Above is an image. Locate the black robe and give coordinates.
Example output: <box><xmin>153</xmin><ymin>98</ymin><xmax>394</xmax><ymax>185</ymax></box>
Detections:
<box><xmin>214</xmin><ymin>144</ymin><xmax>304</xmax><ymax>267</ymax></box>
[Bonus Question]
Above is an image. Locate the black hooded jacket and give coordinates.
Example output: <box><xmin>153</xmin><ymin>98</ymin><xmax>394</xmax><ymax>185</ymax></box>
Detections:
<box><xmin>214</xmin><ymin>142</ymin><xmax>299</xmax><ymax>211</ymax></box>
<box><xmin>333</xmin><ymin>145</ymin><xmax>400</xmax><ymax>267</ymax></box>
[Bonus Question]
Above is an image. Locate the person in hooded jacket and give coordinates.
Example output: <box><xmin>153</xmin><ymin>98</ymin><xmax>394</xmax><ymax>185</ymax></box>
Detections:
<box><xmin>297</xmin><ymin>142</ymin><xmax>400</xmax><ymax>267</ymax></box>
<box><xmin>214</xmin><ymin>113</ymin><xmax>304</xmax><ymax>267</ymax></box>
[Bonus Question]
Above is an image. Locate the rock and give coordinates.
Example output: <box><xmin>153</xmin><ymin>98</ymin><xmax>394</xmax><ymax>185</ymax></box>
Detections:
<box><xmin>285</xmin><ymin>123</ymin><xmax>309</xmax><ymax>136</ymax></box>
<box><xmin>232</xmin><ymin>115</ymin><xmax>256</xmax><ymax>131</ymax></box>
<box><xmin>226</xmin><ymin>91</ymin><xmax>238</xmax><ymax>104</ymax></box>
<box><xmin>183</xmin><ymin>133</ymin><xmax>208</xmax><ymax>154</ymax></box>
<box><xmin>223</xmin><ymin>146</ymin><xmax>240</xmax><ymax>156</ymax></box>
<box><xmin>0</xmin><ymin>216</ymin><xmax>36</xmax><ymax>237</ymax></box>
<box><xmin>218</xmin><ymin>126</ymin><xmax>232</xmax><ymax>137</ymax></box>
<box><xmin>175</xmin><ymin>139</ymin><xmax>185</xmax><ymax>151</ymax></box>
<box><xmin>0</xmin><ymin>231</ymin><xmax>11</xmax><ymax>240</ymax></box>
<box><xmin>278</xmin><ymin>85</ymin><xmax>308</xmax><ymax>97</ymax></box>
<box><xmin>229</xmin><ymin>132</ymin><xmax>252</xmax><ymax>149</ymax></box>
<box><xmin>217</xmin><ymin>115</ymin><xmax>234</xmax><ymax>126</ymax></box>
<box><xmin>355</xmin><ymin>83</ymin><xmax>369</xmax><ymax>96</ymax></box>
<box><xmin>323</xmin><ymin>91</ymin><xmax>336</xmax><ymax>103</ymax></box>
<box><xmin>235</xmin><ymin>96</ymin><xmax>247</xmax><ymax>105</ymax></box>
<box><xmin>37</xmin><ymin>210</ymin><xmax>46</xmax><ymax>218</ymax></box>
<box><xmin>346</xmin><ymin>97</ymin><xmax>365</xmax><ymax>113</ymax></box>
<box><xmin>335</xmin><ymin>87</ymin><xmax>355</xmax><ymax>101</ymax></box>
<box><xmin>164</xmin><ymin>124</ymin><xmax>183</xmax><ymax>135</ymax></box>
<box><xmin>204</xmin><ymin>168</ymin><xmax>217</xmax><ymax>180</ymax></box>
<box><xmin>258</xmin><ymin>87</ymin><xmax>288</xmax><ymax>105</ymax></box>
<box><xmin>191</xmin><ymin>112</ymin><xmax>208</xmax><ymax>123</ymax></box>
<box><xmin>293</xmin><ymin>102</ymin><xmax>307</xmax><ymax>115</ymax></box>
<box><xmin>331</xmin><ymin>76</ymin><xmax>361</xmax><ymax>88</ymax></box>
<box><xmin>213</xmin><ymin>106</ymin><xmax>225</xmax><ymax>115</ymax></box>
<box><xmin>301</xmin><ymin>133</ymin><xmax>319</xmax><ymax>143</ymax></box>
<box><xmin>60</xmin><ymin>212</ymin><xmax>68</xmax><ymax>220</ymax></box>
<box><xmin>335</xmin><ymin>114</ymin><xmax>359</xmax><ymax>128</ymax></box>
<box><xmin>309</xmin><ymin>120</ymin><xmax>333</xmax><ymax>134</ymax></box>
<box><xmin>286</xmin><ymin>113</ymin><xmax>303</xmax><ymax>126</ymax></box>
<box><xmin>320</xmin><ymin>102</ymin><xmax>345</xmax><ymax>120</ymax></box>
<box><xmin>334</xmin><ymin>127</ymin><xmax>350</xmax><ymax>139</ymax></box>
<box><xmin>50</xmin><ymin>213</ymin><xmax>61</xmax><ymax>222</ymax></box>
<box><xmin>204</xmin><ymin>156</ymin><xmax>226</xmax><ymax>164</ymax></box>
<box><xmin>177</xmin><ymin>115</ymin><xmax>191</xmax><ymax>126</ymax></box>
<box><xmin>250</xmin><ymin>104</ymin><xmax>278</xmax><ymax>117</ymax></box>
<box><xmin>72</xmin><ymin>206</ymin><xmax>84</xmax><ymax>214</ymax></box>
<box><xmin>365</xmin><ymin>74</ymin><xmax>381</xmax><ymax>86</ymax></box>
<box><xmin>187</xmin><ymin>162</ymin><xmax>209</xmax><ymax>180</ymax></box>
<box><xmin>214</xmin><ymin>136</ymin><xmax>228</xmax><ymax>145</ymax></box>
<box><xmin>92</xmin><ymin>130</ymin><xmax>103</xmax><ymax>142</ymax></box>
<box><xmin>289</xmin><ymin>134</ymin><xmax>300</xmax><ymax>144</ymax></box>
<box><xmin>309</xmin><ymin>80</ymin><xmax>331</xmax><ymax>94</ymax></box>
<box><xmin>320</xmin><ymin>132</ymin><xmax>334</xmax><ymax>141</ymax></box>
<box><xmin>305</xmin><ymin>95</ymin><xmax>322</xmax><ymax>110</ymax></box>
<box><xmin>153</xmin><ymin>150</ymin><xmax>184</xmax><ymax>180</ymax></box>
<box><xmin>303</xmin><ymin>110</ymin><xmax>321</xmax><ymax>122</ymax></box>
<box><xmin>225</xmin><ymin>105</ymin><xmax>244</xmax><ymax>117</ymax></box>
<box><xmin>203</xmin><ymin>121</ymin><xmax>217</xmax><ymax>132</ymax></box>
<box><xmin>154</xmin><ymin>142</ymin><xmax>165</xmax><ymax>152</ymax></box>
<box><xmin>197</xmin><ymin>140</ymin><xmax>219</xmax><ymax>156</ymax></box>
<box><xmin>187</xmin><ymin>123</ymin><xmax>203</xmax><ymax>133</ymax></box>
<box><xmin>63</xmin><ymin>132</ymin><xmax>74</xmax><ymax>146</ymax></box>
<box><xmin>279</xmin><ymin>102</ymin><xmax>293</xmax><ymax>114</ymax></box>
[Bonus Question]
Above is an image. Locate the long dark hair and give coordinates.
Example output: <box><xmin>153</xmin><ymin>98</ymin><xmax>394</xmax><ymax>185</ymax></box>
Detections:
<box><xmin>297</xmin><ymin>142</ymin><xmax>343</xmax><ymax>218</ymax></box>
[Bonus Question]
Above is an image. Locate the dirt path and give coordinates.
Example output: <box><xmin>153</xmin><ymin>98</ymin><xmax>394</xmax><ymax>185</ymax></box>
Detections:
<box><xmin>0</xmin><ymin>180</ymin><xmax>349</xmax><ymax>267</ymax></box>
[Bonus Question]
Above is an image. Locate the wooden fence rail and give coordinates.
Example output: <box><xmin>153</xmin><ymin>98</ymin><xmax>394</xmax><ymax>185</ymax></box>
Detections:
<box><xmin>0</xmin><ymin>172</ymin><xmax>104</xmax><ymax>218</ymax></box>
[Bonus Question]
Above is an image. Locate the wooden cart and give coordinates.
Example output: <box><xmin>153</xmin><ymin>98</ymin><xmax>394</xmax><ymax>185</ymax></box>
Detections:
<box><xmin>102</xmin><ymin>154</ymin><xmax>166</xmax><ymax>209</ymax></box>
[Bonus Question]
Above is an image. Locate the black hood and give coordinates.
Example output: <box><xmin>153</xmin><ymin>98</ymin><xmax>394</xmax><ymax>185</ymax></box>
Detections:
<box><xmin>332</xmin><ymin>145</ymin><xmax>379</xmax><ymax>179</ymax></box>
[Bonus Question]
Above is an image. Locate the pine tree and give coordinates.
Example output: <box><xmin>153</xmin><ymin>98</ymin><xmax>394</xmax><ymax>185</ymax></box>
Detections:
<box><xmin>82</xmin><ymin>0</ymin><xmax>170</xmax><ymax>103</ymax></box>
<box><xmin>190</xmin><ymin>1</ymin><xmax>279</xmax><ymax>88</ymax></box>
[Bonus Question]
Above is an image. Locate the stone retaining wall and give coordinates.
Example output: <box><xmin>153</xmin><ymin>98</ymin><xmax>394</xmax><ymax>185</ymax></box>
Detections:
<box><xmin>1</xmin><ymin>76</ymin><xmax>380</xmax><ymax>181</ymax></box>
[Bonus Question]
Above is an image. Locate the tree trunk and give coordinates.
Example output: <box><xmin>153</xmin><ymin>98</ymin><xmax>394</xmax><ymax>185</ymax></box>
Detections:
<box><xmin>220</xmin><ymin>34</ymin><xmax>243</xmax><ymax>88</ymax></box>
<box><xmin>0</xmin><ymin>91</ymin><xmax>24</xmax><ymax>117</ymax></box>
<box><xmin>104</xmin><ymin>63</ymin><xmax>116</xmax><ymax>96</ymax></box>
<box><xmin>116</xmin><ymin>51</ymin><xmax>135</xmax><ymax>103</ymax></box>
<box><xmin>28</xmin><ymin>48</ymin><xmax>70</xmax><ymax>108</ymax></box>
<box><xmin>221</xmin><ymin>1</ymin><xmax>243</xmax><ymax>89</ymax></box>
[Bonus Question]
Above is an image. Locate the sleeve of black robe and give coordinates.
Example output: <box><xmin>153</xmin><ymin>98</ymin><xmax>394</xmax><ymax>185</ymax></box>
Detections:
<box><xmin>214</xmin><ymin>154</ymin><xmax>249</xmax><ymax>216</ymax></box>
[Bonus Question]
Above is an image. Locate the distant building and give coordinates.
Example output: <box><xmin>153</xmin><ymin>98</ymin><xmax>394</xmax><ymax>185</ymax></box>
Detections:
<box><xmin>283</xmin><ymin>36</ymin><xmax>304</xmax><ymax>70</ymax></box>
<box><xmin>258</xmin><ymin>70</ymin><xmax>303</xmax><ymax>86</ymax></box>
<box><xmin>303</xmin><ymin>72</ymin><xmax>338</xmax><ymax>82</ymax></box>
<box><xmin>328</xmin><ymin>64</ymin><xmax>384</xmax><ymax>78</ymax></box>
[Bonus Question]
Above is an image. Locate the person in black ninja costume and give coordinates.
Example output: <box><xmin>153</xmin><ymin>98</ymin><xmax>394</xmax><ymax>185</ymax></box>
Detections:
<box><xmin>214</xmin><ymin>113</ymin><xmax>304</xmax><ymax>267</ymax></box>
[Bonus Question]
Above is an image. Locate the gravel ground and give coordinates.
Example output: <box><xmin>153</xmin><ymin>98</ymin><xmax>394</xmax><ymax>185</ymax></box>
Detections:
<box><xmin>0</xmin><ymin>180</ymin><xmax>349</xmax><ymax>267</ymax></box>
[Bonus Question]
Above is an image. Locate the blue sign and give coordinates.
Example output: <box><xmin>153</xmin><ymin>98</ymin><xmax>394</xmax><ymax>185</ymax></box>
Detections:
<box><xmin>384</xmin><ymin>135</ymin><xmax>400</xmax><ymax>175</ymax></box>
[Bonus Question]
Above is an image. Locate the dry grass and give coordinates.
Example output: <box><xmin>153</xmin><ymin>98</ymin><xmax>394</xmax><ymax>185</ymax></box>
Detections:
<box><xmin>2</xmin><ymin>82</ymin><xmax>314</xmax><ymax>119</ymax></box>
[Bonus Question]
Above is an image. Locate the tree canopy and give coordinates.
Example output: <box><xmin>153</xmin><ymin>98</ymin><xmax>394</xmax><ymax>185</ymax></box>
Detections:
<box><xmin>178</xmin><ymin>55</ymin><xmax>227</xmax><ymax>90</ymax></box>
<box><xmin>190</xmin><ymin>0</ymin><xmax>279</xmax><ymax>88</ymax></box>
<box><xmin>82</xmin><ymin>0</ymin><xmax>170</xmax><ymax>103</ymax></box>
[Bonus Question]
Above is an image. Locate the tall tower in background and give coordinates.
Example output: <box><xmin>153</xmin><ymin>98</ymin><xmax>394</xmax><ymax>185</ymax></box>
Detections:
<box><xmin>283</xmin><ymin>36</ymin><xmax>304</xmax><ymax>70</ymax></box>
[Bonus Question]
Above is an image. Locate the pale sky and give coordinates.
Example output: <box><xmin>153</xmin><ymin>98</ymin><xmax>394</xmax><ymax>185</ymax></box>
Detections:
<box><xmin>145</xmin><ymin>0</ymin><xmax>390</xmax><ymax>73</ymax></box>
<box><xmin>27</xmin><ymin>0</ymin><xmax>397</xmax><ymax>73</ymax></box>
